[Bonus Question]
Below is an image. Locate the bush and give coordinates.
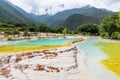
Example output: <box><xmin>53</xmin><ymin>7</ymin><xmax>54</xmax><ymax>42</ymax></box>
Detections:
<box><xmin>111</xmin><ymin>32</ymin><xmax>120</xmax><ymax>39</ymax></box>
<box><xmin>100</xmin><ymin>32</ymin><xmax>109</xmax><ymax>39</ymax></box>
<box><xmin>77</xmin><ymin>23</ymin><xmax>99</xmax><ymax>36</ymax></box>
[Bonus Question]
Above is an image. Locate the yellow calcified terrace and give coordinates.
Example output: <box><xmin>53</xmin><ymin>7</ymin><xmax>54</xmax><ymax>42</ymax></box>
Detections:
<box><xmin>97</xmin><ymin>42</ymin><xmax>120</xmax><ymax>76</ymax></box>
<box><xmin>0</xmin><ymin>38</ymin><xmax>83</xmax><ymax>54</ymax></box>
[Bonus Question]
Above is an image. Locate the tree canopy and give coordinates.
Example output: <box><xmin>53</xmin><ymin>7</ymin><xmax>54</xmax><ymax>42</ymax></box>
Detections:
<box><xmin>77</xmin><ymin>23</ymin><xmax>99</xmax><ymax>35</ymax></box>
<box><xmin>100</xmin><ymin>12</ymin><xmax>120</xmax><ymax>39</ymax></box>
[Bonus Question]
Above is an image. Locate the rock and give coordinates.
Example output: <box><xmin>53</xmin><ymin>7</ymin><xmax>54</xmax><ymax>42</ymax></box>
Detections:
<box><xmin>0</xmin><ymin>46</ymin><xmax>79</xmax><ymax>80</ymax></box>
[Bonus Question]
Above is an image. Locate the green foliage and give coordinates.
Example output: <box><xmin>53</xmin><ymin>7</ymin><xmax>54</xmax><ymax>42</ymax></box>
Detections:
<box><xmin>37</xmin><ymin>24</ymin><xmax>57</xmax><ymax>33</ymax></box>
<box><xmin>117</xmin><ymin>12</ymin><xmax>120</xmax><ymax>27</ymax></box>
<box><xmin>100</xmin><ymin>32</ymin><xmax>109</xmax><ymax>39</ymax></box>
<box><xmin>111</xmin><ymin>32</ymin><xmax>120</xmax><ymax>39</ymax></box>
<box><xmin>77</xmin><ymin>23</ymin><xmax>99</xmax><ymax>35</ymax></box>
<box><xmin>71</xmin><ymin>31</ymin><xmax>75</xmax><ymax>35</ymax></box>
<box><xmin>57</xmin><ymin>27</ymin><xmax>66</xmax><ymax>33</ymax></box>
<box><xmin>100</xmin><ymin>14</ymin><xmax>118</xmax><ymax>38</ymax></box>
<box><xmin>0</xmin><ymin>22</ymin><xmax>67</xmax><ymax>36</ymax></box>
<box><xmin>62</xmin><ymin>28</ymin><xmax>67</xmax><ymax>37</ymax></box>
<box><xmin>100</xmin><ymin>12</ymin><xmax>120</xmax><ymax>39</ymax></box>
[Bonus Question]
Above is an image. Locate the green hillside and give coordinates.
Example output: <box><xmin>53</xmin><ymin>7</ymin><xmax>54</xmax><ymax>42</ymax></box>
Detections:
<box><xmin>0</xmin><ymin>0</ymin><xmax>37</xmax><ymax>23</ymax></box>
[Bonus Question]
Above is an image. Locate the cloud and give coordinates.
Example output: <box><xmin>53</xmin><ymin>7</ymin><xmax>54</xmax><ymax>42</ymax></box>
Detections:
<box><xmin>8</xmin><ymin>0</ymin><xmax>120</xmax><ymax>15</ymax></box>
<box><xmin>104</xmin><ymin>0</ymin><xmax>120</xmax><ymax>5</ymax></box>
<box><xmin>92</xmin><ymin>0</ymin><xmax>120</xmax><ymax>11</ymax></box>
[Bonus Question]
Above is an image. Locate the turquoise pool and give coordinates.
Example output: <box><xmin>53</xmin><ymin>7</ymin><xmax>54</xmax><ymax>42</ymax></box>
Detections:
<box><xmin>0</xmin><ymin>38</ymin><xmax>75</xmax><ymax>46</ymax></box>
<box><xmin>0</xmin><ymin>38</ymin><xmax>75</xmax><ymax>53</ymax></box>
<box><xmin>78</xmin><ymin>38</ymin><xmax>109</xmax><ymax>58</ymax></box>
<box><xmin>29</xmin><ymin>38</ymin><xmax>75</xmax><ymax>45</ymax></box>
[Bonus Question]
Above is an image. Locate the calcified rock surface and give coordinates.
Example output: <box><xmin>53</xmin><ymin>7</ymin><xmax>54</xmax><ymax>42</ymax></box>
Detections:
<box><xmin>0</xmin><ymin>46</ymin><xmax>79</xmax><ymax>80</ymax></box>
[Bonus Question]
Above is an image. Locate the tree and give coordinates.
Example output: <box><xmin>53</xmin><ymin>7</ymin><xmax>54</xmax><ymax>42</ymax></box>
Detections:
<box><xmin>71</xmin><ymin>31</ymin><xmax>75</xmax><ymax>35</ymax></box>
<box><xmin>62</xmin><ymin>28</ymin><xmax>67</xmax><ymax>37</ymax></box>
<box><xmin>116</xmin><ymin>12</ymin><xmax>120</xmax><ymax>28</ymax></box>
<box><xmin>77</xmin><ymin>23</ymin><xmax>99</xmax><ymax>35</ymax></box>
<box><xmin>100</xmin><ymin>13</ymin><xmax>120</xmax><ymax>39</ymax></box>
<box><xmin>57</xmin><ymin>26</ymin><xmax>66</xmax><ymax>33</ymax></box>
<box><xmin>111</xmin><ymin>32</ymin><xmax>120</xmax><ymax>39</ymax></box>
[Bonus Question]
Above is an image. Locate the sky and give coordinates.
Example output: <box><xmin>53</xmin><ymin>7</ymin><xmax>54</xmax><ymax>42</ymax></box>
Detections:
<box><xmin>8</xmin><ymin>0</ymin><xmax>120</xmax><ymax>15</ymax></box>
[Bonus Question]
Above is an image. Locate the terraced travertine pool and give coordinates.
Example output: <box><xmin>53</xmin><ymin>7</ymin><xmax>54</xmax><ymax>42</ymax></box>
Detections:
<box><xmin>0</xmin><ymin>38</ymin><xmax>75</xmax><ymax>53</ymax></box>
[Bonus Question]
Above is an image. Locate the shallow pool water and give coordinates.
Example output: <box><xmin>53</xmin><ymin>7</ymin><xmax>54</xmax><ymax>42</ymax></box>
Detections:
<box><xmin>78</xmin><ymin>38</ymin><xmax>108</xmax><ymax>59</ymax></box>
<box><xmin>1</xmin><ymin>38</ymin><xmax>75</xmax><ymax>46</ymax></box>
<box><xmin>29</xmin><ymin>38</ymin><xmax>75</xmax><ymax>45</ymax></box>
<box><xmin>0</xmin><ymin>38</ymin><xmax>75</xmax><ymax>53</ymax></box>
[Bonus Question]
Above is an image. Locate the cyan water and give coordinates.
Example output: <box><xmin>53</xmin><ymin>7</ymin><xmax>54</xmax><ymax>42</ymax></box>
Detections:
<box><xmin>29</xmin><ymin>38</ymin><xmax>75</xmax><ymax>45</ymax></box>
<box><xmin>77</xmin><ymin>38</ymin><xmax>109</xmax><ymax>58</ymax></box>
<box><xmin>0</xmin><ymin>38</ymin><xmax>75</xmax><ymax>46</ymax></box>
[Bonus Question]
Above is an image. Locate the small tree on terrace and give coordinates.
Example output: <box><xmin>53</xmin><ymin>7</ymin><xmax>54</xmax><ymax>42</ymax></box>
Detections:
<box><xmin>62</xmin><ymin>28</ymin><xmax>67</xmax><ymax>38</ymax></box>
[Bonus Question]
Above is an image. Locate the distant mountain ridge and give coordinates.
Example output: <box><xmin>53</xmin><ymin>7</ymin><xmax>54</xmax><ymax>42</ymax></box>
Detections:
<box><xmin>33</xmin><ymin>5</ymin><xmax>114</xmax><ymax>27</ymax></box>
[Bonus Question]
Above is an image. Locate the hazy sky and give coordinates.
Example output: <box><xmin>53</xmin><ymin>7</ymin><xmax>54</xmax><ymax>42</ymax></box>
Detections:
<box><xmin>8</xmin><ymin>0</ymin><xmax>120</xmax><ymax>15</ymax></box>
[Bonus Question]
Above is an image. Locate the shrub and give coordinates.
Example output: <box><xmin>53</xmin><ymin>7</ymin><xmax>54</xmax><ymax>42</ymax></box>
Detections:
<box><xmin>111</xmin><ymin>32</ymin><xmax>120</xmax><ymax>39</ymax></box>
<box><xmin>100</xmin><ymin>32</ymin><xmax>109</xmax><ymax>39</ymax></box>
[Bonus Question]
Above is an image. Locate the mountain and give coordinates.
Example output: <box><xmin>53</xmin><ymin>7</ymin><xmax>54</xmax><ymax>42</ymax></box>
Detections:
<box><xmin>0</xmin><ymin>1</ymin><xmax>115</xmax><ymax>29</ymax></box>
<box><xmin>62</xmin><ymin>14</ymin><xmax>99</xmax><ymax>30</ymax></box>
<box><xmin>35</xmin><ymin>5</ymin><xmax>114</xmax><ymax>27</ymax></box>
<box><xmin>0</xmin><ymin>0</ymin><xmax>37</xmax><ymax>23</ymax></box>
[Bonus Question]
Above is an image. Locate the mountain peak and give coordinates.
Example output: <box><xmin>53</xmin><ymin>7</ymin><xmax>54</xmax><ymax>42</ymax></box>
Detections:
<box><xmin>82</xmin><ymin>5</ymin><xmax>95</xmax><ymax>9</ymax></box>
<box><xmin>58</xmin><ymin>4</ymin><xmax>65</xmax><ymax>8</ymax></box>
